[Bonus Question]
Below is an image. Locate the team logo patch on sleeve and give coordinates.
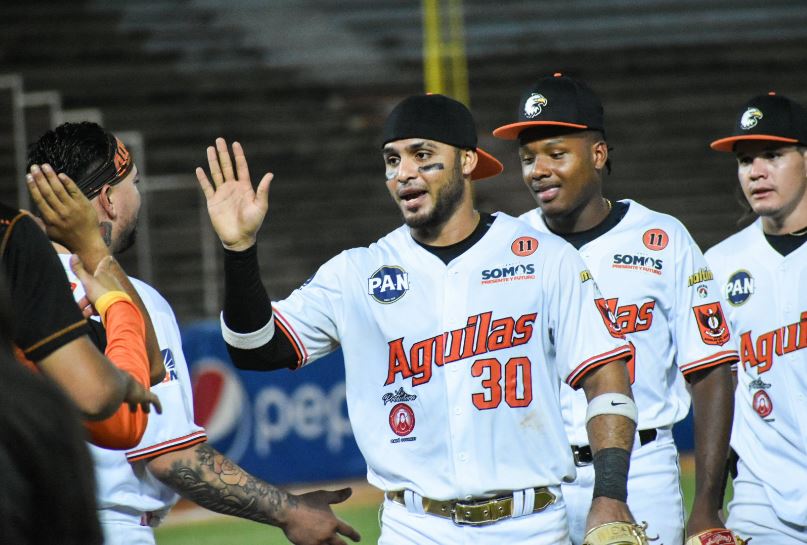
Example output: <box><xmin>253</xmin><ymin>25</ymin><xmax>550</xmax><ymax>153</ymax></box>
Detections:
<box><xmin>687</xmin><ymin>267</ymin><xmax>714</xmax><ymax>286</ymax></box>
<box><xmin>726</xmin><ymin>270</ymin><xmax>754</xmax><ymax>306</ymax></box>
<box><xmin>368</xmin><ymin>265</ymin><xmax>410</xmax><ymax>304</ymax></box>
<box><xmin>642</xmin><ymin>228</ymin><xmax>669</xmax><ymax>251</ymax></box>
<box><xmin>693</xmin><ymin>302</ymin><xmax>730</xmax><ymax>345</ymax></box>
<box><xmin>580</xmin><ymin>269</ymin><xmax>593</xmax><ymax>283</ymax></box>
<box><xmin>389</xmin><ymin>403</ymin><xmax>416</xmax><ymax>439</ymax></box>
<box><xmin>511</xmin><ymin>236</ymin><xmax>539</xmax><ymax>256</ymax></box>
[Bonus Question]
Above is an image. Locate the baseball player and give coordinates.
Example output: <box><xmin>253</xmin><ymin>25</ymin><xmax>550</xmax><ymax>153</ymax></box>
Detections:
<box><xmin>196</xmin><ymin>94</ymin><xmax>649</xmax><ymax>545</ymax></box>
<box><xmin>1</xmin><ymin>196</ymin><xmax>159</xmax><ymax>450</ymax></box>
<box><xmin>705</xmin><ymin>92</ymin><xmax>807</xmax><ymax>544</ymax></box>
<box><xmin>492</xmin><ymin>73</ymin><xmax>738</xmax><ymax>545</ymax></box>
<box><xmin>27</xmin><ymin>122</ymin><xmax>360</xmax><ymax>545</ymax></box>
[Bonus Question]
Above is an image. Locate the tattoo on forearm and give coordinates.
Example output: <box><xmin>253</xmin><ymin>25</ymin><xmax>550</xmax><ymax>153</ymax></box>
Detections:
<box><xmin>99</xmin><ymin>221</ymin><xmax>113</xmax><ymax>247</ymax></box>
<box><xmin>159</xmin><ymin>444</ymin><xmax>296</xmax><ymax>524</ymax></box>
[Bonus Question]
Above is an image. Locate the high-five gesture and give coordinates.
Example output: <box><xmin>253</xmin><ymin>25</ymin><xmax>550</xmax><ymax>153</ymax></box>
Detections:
<box><xmin>196</xmin><ymin>138</ymin><xmax>272</xmax><ymax>252</ymax></box>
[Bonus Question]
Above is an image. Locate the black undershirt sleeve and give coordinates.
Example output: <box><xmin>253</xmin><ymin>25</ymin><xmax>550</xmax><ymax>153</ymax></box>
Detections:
<box><xmin>222</xmin><ymin>245</ymin><xmax>298</xmax><ymax>371</ymax></box>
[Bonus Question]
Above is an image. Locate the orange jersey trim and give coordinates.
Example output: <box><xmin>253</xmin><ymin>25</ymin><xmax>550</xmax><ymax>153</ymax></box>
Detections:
<box><xmin>126</xmin><ymin>431</ymin><xmax>208</xmax><ymax>462</ymax></box>
<box><xmin>85</xmin><ymin>299</ymin><xmax>151</xmax><ymax>450</ymax></box>
<box><xmin>273</xmin><ymin>305</ymin><xmax>309</xmax><ymax>367</ymax></box>
<box><xmin>680</xmin><ymin>350</ymin><xmax>739</xmax><ymax>376</ymax></box>
<box><xmin>567</xmin><ymin>344</ymin><xmax>634</xmax><ymax>390</ymax></box>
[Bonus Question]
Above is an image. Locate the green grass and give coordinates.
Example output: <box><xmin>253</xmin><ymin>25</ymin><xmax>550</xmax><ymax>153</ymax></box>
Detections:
<box><xmin>156</xmin><ymin>466</ymin><xmax>730</xmax><ymax>544</ymax></box>
<box><xmin>155</xmin><ymin>502</ymin><xmax>381</xmax><ymax>545</ymax></box>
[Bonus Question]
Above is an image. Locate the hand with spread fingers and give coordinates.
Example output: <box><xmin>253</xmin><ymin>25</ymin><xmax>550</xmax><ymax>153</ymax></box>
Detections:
<box><xmin>26</xmin><ymin>163</ymin><xmax>109</xmax><ymax>266</ymax></box>
<box><xmin>281</xmin><ymin>488</ymin><xmax>361</xmax><ymax>545</ymax></box>
<box><xmin>195</xmin><ymin>138</ymin><xmax>273</xmax><ymax>252</ymax></box>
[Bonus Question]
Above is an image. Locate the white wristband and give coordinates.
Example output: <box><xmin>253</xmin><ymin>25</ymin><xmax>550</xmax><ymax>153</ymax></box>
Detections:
<box><xmin>220</xmin><ymin>312</ymin><xmax>275</xmax><ymax>349</ymax></box>
<box><xmin>586</xmin><ymin>393</ymin><xmax>638</xmax><ymax>425</ymax></box>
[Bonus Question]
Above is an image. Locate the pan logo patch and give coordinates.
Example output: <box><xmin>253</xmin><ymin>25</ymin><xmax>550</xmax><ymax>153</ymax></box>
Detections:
<box><xmin>368</xmin><ymin>266</ymin><xmax>409</xmax><ymax>304</ymax></box>
<box><xmin>726</xmin><ymin>270</ymin><xmax>754</xmax><ymax>306</ymax></box>
<box><xmin>693</xmin><ymin>302</ymin><xmax>730</xmax><ymax>346</ymax></box>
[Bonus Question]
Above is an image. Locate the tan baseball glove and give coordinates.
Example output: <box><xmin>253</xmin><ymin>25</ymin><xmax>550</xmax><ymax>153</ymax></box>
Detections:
<box><xmin>685</xmin><ymin>528</ymin><xmax>750</xmax><ymax>545</ymax></box>
<box><xmin>582</xmin><ymin>521</ymin><xmax>652</xmax><ymax>545</ymax></box>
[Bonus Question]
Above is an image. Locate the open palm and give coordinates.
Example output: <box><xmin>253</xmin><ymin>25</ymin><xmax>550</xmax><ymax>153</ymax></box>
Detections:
<box><xmin>196</xmin><ymin>138</ymin><xmax>272</xmax><ymax>252</ymax></box>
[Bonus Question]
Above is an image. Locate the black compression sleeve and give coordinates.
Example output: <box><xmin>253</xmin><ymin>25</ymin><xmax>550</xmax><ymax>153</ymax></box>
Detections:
<box><xmin>222</xmin><ymin>245</ymin><xmax>273</xmax><ymax>333</ymax></box>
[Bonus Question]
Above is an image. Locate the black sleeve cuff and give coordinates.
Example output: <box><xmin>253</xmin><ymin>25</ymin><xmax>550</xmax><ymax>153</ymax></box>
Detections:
<box><xmin>222</xmin><ymin>245</ymin><xmax>272</xmax><ymax>333</ymax></box>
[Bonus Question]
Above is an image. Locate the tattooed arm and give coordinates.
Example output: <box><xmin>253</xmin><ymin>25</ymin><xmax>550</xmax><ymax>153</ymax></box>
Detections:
<box><xmin>146</xmin><ymin>443</ymin><xmax>360</xmax><ymax>545</ymax></box>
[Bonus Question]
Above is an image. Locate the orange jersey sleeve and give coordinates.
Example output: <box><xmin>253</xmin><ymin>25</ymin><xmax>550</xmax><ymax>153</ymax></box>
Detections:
<box><xmin>84</xmin><ymin>298</ymin><xmax>151</xmax><ymax>449</ymax></box>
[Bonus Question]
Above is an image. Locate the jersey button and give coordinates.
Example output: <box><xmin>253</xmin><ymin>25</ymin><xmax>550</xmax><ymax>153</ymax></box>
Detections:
<box><xmin>454</xmin><ymin>407</ymin><xmax>462</xmax><ymax>415</ymax></box>
<box><xmin>458</xmin><ymin>452</ymin><xmax>468</xmax><ymax>462</ymax></box>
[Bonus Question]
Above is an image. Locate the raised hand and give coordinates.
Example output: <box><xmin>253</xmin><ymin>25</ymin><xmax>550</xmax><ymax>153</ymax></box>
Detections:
<box><xmin>281</xmin><ymin>488</ymin><xmax>361</xmax><ymax>545</ymax></box>
<box><xmin>196</xmin><ymin>138</ymin><xmax>273</xmax><ymax>252</ymax></box>
<box><xmin>26</xmin><ymin>164</ymin><xmax>109</xmax><ymax>266</ymax></box>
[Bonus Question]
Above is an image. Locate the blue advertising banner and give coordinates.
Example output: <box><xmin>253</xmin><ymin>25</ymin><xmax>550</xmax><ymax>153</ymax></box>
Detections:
<box><xmin>181</xmin><ymin>320</ymin><xmax>367</xmax><ymax>485</ymax></box>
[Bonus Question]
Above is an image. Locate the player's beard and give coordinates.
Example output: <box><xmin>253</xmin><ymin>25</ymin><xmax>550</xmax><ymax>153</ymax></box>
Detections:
<box><xmin>112</xmin><ymin>218</ymin><xmax>138</xmax><ymax>254</ymax></box>
<box><xmin>403</xmin><ymin>154</ymin><xmax>466</xmax><ymax>232</ymax></box>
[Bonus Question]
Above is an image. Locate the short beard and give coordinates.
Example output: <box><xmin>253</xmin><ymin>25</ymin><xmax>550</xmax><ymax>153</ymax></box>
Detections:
<box><xmin>404</xmin><ymin>154</ymin><xmax>466</xmax><ymax>234</ymax></box>
<box><xmin>113</xmin><ymin>225</ymin><xmax>137</xmax><ymax>254</ymax></box>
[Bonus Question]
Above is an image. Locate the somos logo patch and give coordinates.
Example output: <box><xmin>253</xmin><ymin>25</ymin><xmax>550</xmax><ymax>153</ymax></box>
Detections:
<box><xmin>368</xmin><ymin>266</ymin><xmax>409</xmax><ymax>304</ymax></box>
<box><xmin>481</xmin><ymin>263</ymin><xmax>535</xmax><ymax>285</ymax></box>
<box><xmin>612</xmin><ymin>254</ymin><xmax>663</xmax><ymax>275</ymax></box>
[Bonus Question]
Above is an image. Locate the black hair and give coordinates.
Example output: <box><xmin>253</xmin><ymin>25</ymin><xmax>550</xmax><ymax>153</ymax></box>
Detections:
<box><xmin>27</xmin><ymin>122</ymin><xmax>109</xmax><ymax>181</ymax></box>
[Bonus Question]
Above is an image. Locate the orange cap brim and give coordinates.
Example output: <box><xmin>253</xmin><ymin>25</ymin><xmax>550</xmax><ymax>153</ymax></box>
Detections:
<box><xmin>492</xmin><ymin>121</ymin><xmax>589</xmax><ymax>140</ymax></box>
<box><xmin>472</xmin><ymin>147</ymin><xmax>504</xmax><ymax>181</ymax></box>
<box><xmin>710</xmin><ymin>134</ymin><xmax>799</xmax><ymax>152</ymax></box>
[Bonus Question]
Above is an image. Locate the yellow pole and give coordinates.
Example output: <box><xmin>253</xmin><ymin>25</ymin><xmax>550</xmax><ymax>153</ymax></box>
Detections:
<box><xmin>447</xmin><ymin>0</ymin><xmax>469</xmax><ymax>106</ymax></box>
<box><xmin>422</xmin><ymin>0</ymin><xmax>444</xmax><ymax>94</ymax></box>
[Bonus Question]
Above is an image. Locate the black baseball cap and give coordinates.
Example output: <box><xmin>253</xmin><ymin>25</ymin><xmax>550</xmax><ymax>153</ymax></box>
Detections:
<box><xmin>382</xmin><ymin>94</ymin><xmax>504</xmax><ymax>181</ymax></box>
<box><xmin>493</xmin><ymin>73</ymin><xmax>605</xmax><ymax>141</ymax></box>
<box><xmin>711</xmin><ymin>92</ymin><xmax>807</xmax><ymax>152</ymax></box>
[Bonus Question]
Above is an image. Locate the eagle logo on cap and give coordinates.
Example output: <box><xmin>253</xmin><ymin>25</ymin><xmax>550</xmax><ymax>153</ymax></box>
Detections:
<box><xmin>524</xmin><ymin>93</ymin><xmax>548</xmax><ymax>119</ymax></box>
<box><xmin>740</xmin><ymin>107</ymin><xmax>763</xmax><ymax>130</ymax></box>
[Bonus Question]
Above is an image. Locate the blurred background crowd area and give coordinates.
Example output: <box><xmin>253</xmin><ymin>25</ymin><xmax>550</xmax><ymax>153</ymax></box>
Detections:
<box><xmin>3</xmin><ymin>0</ymin><xmax>807</xmax><ymax>323</ymax></box>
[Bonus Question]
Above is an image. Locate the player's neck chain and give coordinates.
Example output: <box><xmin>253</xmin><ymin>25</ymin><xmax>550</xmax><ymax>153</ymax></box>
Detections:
<box><xmin>604</xmin><ymin>198</ymin><xmax>613</xmax><ymax>212</ymax></box>
<box><xmin>789</xmin><ymin>225</ymin><xmax>807</xmax><ymax>236</ymax></box>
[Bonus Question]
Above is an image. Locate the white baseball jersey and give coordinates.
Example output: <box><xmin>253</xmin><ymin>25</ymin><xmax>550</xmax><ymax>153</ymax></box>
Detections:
<box><xmin>58</xmin><ymin>255</ymin><xmax>207</xmax><ymax>518</ymax></box>
<box><xmin>520</xmin><ymin>200</ymin><xmax>738</xmax><ymax>445</ymax></box>
<box><xmin>270</xmin><ymin>212</ymin><xmax>632</xmax><ymax>500</ymax></box>
<box><xmin>705</xmin><ymin>219</ymin><xmax>807</xmax><ymax>527</ymax></box>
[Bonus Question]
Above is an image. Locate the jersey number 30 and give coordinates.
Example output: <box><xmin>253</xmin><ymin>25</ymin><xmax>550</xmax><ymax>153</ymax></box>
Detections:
<box><xmin>471</xmin><ymin>357</ymin><xmax>532</xmax><ymax>410</ymax></box>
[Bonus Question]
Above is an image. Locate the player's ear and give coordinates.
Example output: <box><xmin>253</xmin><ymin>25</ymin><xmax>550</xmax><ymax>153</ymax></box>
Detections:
<box><xmin>98</xmin><ymin>184</ymin><xmax>116</xmax><ymax>219</ymax></box>
<box><xmin>461</xmin><ymin>149</ymin><xmax>478</xmax><ymax>178</ymax></box>
<box><xmin>591</xmin><ymin>138</ymin><xmax>608</xmax><ymax>171</ymax></box>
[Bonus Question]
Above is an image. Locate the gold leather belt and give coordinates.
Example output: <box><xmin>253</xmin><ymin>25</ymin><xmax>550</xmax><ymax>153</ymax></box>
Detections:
<box><xmin>386</xmin><ymin>487</ymin><xmax>556</xmax><ymax>526</ymax></box>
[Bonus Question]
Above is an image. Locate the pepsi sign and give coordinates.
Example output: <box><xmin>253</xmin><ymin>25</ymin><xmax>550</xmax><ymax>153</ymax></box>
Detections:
<box><xmin>182</xmin><ymin>321</ymin><xmax>366</xmax><ymax>484</ymax></box>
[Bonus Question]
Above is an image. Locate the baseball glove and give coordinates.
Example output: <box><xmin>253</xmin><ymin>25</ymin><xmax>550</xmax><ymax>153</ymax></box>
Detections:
<box><xmin>582</xmin><ymin>521</ymin><xmax>651</xmax><ymax>545</ymax></box>
<box><xmin>685</xmin><ymin>528</ymin><xmax>750</xmax><ymax>545</ymax></box>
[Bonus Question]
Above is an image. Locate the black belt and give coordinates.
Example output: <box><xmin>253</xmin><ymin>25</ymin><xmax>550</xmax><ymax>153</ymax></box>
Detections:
<box><xmin>571</xmin><ymin>428</ymin><xmax>658</xmax><ymax>467</ymax></box>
